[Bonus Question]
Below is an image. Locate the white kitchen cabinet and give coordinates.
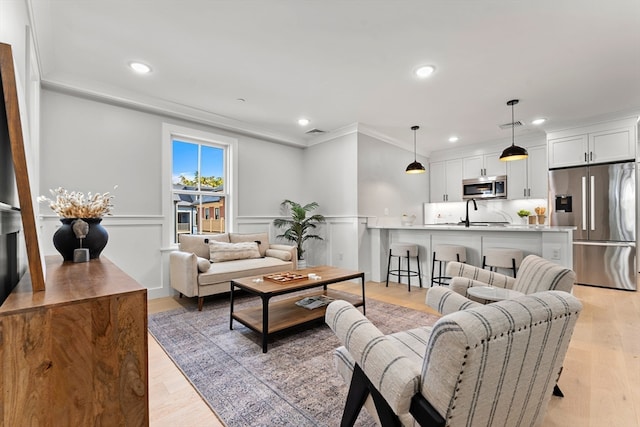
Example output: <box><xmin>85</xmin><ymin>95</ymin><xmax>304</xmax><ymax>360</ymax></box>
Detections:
<box><xmin>548</xmin><ymin>119</ymin><xmax>636</xmax><ymax>168</ymax></box>
<box><xmin>430</xmin><ymin>159</ymin><xmax>463</xmax><ymax>202</ymax></box>
<box><xmin>463</xmin><ymin>152</ymin><xmax>506</xmax><ymax>179</ymax></box>
<box><xmin>548</xmin><ymin>134</ymin><xmax>588</xmax><ymax>168</ymax></box>
<box><xmin>589</xmin><ymin>127</ymin><xmax>636</xmax><ymax>164</ymax></box>
<box><xmin>507</xmin><ymin>145</ymin><xmax>547</xmax><ymax>199</ymax></box>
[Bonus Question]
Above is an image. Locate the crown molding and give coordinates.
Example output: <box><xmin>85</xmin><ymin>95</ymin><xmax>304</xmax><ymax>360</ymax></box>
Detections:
<box><xmin>41</xmin><ymin>79</ymin><xmax>308</xmax><ymax>147</ymax></box>
<box><xmin>543</xmin><ymin>111</ymin><xmax>640</xmax><ymax>135</ymax></box>
<box><xmin>306</xmin><ymin>123</ymin><xmax>358</xmax><ymax>146</ymax></box>
<box><xmin>356</xmin><ymin>124</ymin><xmax>411</xmax><ymax>151</ymax></box>
<box><xmin>307</xmin><ymin>122</ymin><xmax>413</xmax><ymax>154</ymax></box>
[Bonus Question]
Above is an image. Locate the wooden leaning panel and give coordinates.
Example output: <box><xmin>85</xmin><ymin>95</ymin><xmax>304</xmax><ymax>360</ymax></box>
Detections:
<box><xmin>0</xmin><ymin>42</ymin><xmax>45</xmax><ymax>292</ymax></box>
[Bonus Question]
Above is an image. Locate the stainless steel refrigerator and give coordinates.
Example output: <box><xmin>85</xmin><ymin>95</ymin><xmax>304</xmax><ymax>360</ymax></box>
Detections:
<box><xmin>549</xmin><ymin>161</ymin><xmax>637</xmax><ymax>290</ymax></box>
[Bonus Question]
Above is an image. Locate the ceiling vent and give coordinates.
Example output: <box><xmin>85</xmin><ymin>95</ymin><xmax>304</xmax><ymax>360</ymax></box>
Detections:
<box><xmin>305</xmin><ymin>128</ymin><xmax>326</xmax><ymax>135</ymax></box>
<box><xmin>499</xmin><ymin>121</ymin><xmax>525</xmax><ymax>130</ymax></box>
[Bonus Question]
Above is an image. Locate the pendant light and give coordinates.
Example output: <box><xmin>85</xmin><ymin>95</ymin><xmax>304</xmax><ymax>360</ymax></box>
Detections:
<box><xmin>406</xmin><ymin>125</ymin><xmax>426</xmax><ymax>174</ymax></box>
<box><xmin>499</xmin><ymin>99</ymin><xmax>528</xmax><ymax>162</ymax></box>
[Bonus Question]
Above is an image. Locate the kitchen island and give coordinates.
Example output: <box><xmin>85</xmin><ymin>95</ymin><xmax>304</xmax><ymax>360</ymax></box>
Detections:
<box><xmin>368</xmin><ymin>223</ymin><xmax>575</xmax><ymax>284</ymax></box>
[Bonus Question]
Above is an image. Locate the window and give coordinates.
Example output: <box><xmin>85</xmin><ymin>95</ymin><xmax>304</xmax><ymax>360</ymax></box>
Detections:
<box><xmin>163</xmin><ymin>124</ymin><xmax>237</xmax><ymax>244</ymax></box>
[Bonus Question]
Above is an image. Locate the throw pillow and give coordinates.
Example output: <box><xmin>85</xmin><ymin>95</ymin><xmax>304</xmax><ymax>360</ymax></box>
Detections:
<box><xmin>179</xmin><ymin>233</ymin><xmax>230</xmax><ymax>259</ymax></box>
<box><xmin>196</xmin><ymin>256</ymin><xmax>211</xmax><ymax>273</ymax></box>
<box><xmin>229</xmin><ymin>233</ymin><xmax>269</xmax><ymax>257</ymax></box>
<box><xmin>265</xmin><ymin>248</ymin><xmax>292</xmax><ymax>261</ymax></box>
<box><xmin>209</xmin><ymin>241</ymin><xmax>261</xmax><ymax>263</ymax></box>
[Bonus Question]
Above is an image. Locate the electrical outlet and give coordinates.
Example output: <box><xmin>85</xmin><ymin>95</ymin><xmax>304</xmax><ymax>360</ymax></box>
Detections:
<box><xmin>338</xmin><ymin>253</ymin><xmax>343</xmax><ymax>261</ymax></box>
<box><xmin>551</xmin><ymin>247</ymin><xmax>561</xmax><ymax>260</ymax></box>
<box><xmin>384</xmin><ymin>208</ymin><xmax>389</xmax><ymax>215</ymax></box>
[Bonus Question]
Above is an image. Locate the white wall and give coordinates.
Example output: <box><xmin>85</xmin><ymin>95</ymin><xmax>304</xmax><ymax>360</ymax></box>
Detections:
<box><xmin>305</xmin><ymin>133</ymin><xmax>358</xmax><ymax>216</ymax></box>
<box><xmin>357</xmin><ymin>132</ymin><xmax>428</xmax><ymax>221</ymax></box>
<box><xmin>238</xmin><ymin>135</ymin><xmax>305</xmax><ymax>217</ymax></box>
<box><xmin>299</xmin><ymin>133</ymin><xmax>358</xmax><ymax>269</ymax></box>
<box><xmin>297</xmin><ymin>131</ymin><xmax>430</xmax><ymax>278</ymax></box>
<box><xmin>39</xmin><ymin>89</ymin><xmax>305</xmax><ymax>298</ymax></box>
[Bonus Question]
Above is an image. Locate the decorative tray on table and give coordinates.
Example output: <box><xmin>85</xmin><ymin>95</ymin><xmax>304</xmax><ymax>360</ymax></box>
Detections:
<box><xmin>263</xmin><ymin>272</ymin><xmax>307</xmax><ymax>283</ymax></box>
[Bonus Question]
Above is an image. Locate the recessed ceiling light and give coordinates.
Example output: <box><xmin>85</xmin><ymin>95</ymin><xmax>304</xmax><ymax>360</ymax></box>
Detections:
<box><xmin>415</xmin><ymin>65</ymin><xmax>435</xmax><ymax>78</ymax></box>
<box><xmin>298</xmin><ymin>118</ymin><xmax>310</xmax><ymax>126</ymax></box>
<box><xmin>448</xmin><ymin>136</ymin><xmax>459</xmax><ymax>143</ymax></box>
<box><xmin>531</xmin><ymin>118</ymin><xmax>547</xmax><ymax>125</ymax></box>
<box><xmin>129</xmin><ymin>61</ymin><xmax>151</xmax><ymax>74</ymax></box>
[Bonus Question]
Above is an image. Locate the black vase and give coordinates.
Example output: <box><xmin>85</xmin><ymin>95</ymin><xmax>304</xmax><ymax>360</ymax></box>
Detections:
<box><xmin>53</xmin><ymin>218</ymin><xmax>109</xmax><ymax>261</ymax></box>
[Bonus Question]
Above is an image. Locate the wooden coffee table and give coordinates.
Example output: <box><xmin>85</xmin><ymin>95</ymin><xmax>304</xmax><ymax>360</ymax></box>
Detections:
<box><xmin>230</xmin><ymin>265</ymin><xmax>365</xmax><ymax>352</ymax></box>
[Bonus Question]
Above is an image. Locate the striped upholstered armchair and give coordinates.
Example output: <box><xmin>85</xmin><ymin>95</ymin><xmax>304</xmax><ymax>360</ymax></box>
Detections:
<box><xmin>326</xmin><ymin>291</ymin><xmax>582</xmax><ymax>426</ymax></box>
<box><xmin>445</xmin><ymin>254</ymin><xmax>575</xmax><ymax>298</ymax></box>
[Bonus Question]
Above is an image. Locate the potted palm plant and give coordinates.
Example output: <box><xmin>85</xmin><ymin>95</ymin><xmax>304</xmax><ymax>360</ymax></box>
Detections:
<box><xmin>273</xmin><ymin>199</ymin><xmax>326</xmax><ymax>268</ymax></box>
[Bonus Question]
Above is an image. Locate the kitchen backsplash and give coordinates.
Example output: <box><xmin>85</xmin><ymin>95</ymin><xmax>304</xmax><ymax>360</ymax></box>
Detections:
<box><xmin>423</xmin><ymin>199</ymin><xmax>548</xmax><ymax>225</ymax></box>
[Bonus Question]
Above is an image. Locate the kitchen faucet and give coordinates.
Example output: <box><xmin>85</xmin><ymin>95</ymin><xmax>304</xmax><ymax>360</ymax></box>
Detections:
<box><xmin>464</xmin><ymin>198</ymin><xmax>478</xmax><ymax>227</ymax></box>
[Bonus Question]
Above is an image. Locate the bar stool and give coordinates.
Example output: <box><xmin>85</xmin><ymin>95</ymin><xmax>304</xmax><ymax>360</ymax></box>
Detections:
<box><xmin>482</xmin><ymin>248</ymin><xmax>524</xmax><ymax>278</ymax></box>
<box><xmin>431</xmin><ymin>245</ymin><xmax>467</xmax><ymax>286</ymax></box>
<box><xmin>386</xmin><ymin>242</ymin><xmax>422</xmax><ymax>291</ymax></box>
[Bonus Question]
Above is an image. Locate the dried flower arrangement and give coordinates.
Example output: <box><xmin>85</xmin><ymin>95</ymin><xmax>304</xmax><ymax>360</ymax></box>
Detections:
<box><xmin>38</xmin><ymin>186</ymin><xmax>116</xmax><ymax>218</ymax></box>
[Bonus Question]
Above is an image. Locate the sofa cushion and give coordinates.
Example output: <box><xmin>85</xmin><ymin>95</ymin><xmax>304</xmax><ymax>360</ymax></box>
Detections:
<box><xmin>179</xmin><ymin>233</ymin><xmax>229</xmax><ymax>259</ymax></box>
<box><xmin>265</xmin><ymin>248</ymin><xmax>292</xmax><ymax>261</ymax></box>
<box><xmin>229</xmin><ymin>232</ymin><xmax>269</xmax><ymax>257</ymax></box>
<box><xmin>209</xmin><ymin>241</ymin><xmax>261</xmax><ymax>263</ymax></box>
<box><xmin>198</xmin><ymin>257</ymin><xmax>292</xmax><ymax>286</ymax></box>
<box><xmin>196</xmin><ymin>256</ymin><xmax>211</xmax><ymax>273</ymax></box>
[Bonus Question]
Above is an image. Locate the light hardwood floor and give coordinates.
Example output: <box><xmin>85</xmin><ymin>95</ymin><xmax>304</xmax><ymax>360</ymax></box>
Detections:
<box><xmin>148</xmin><ymin>282</ymin><xmax>640</xmax><ymax>427</ymax></box>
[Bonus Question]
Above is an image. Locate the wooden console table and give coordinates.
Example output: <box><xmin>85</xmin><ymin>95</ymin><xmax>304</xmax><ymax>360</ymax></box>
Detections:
<box><xmin>0</xmin><ymin>256</ymin><xmax>149</xmax><ymax>426</ymax></box>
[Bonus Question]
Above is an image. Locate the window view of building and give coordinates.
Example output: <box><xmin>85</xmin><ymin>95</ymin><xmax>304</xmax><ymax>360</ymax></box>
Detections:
<box><xmin>172</xmin><ymin>139</ymin><xmax>226</xmax><ymax>242</ymax></box>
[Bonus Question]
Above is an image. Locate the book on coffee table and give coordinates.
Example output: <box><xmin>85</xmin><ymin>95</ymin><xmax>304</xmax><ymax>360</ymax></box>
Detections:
<box><xmin>295</xmin><ymin>295</ymin><xmax>334</xmax><ymax>310</ymax></box>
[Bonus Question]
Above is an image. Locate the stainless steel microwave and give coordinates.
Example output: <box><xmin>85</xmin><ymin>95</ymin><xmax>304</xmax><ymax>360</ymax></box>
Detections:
<box><xmin>462</xmin><ymin>175</ymin><xmax>507</xmax><ymax>200</ymax></box>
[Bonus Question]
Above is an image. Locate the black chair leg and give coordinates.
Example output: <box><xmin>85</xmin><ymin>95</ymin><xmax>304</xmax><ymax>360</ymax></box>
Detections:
<box><xmin>341</xmin><ymin>365</ymin><xmax>371</xmax><ymax>426</ymax></box>
<box><xmin>431</xmin><ymin>253</ymin><xmax>436</xmax><ymax>287</ymax></box>
<box><xmin>417</xmin><ymin>254</ymin><xmax>423</xmax><ymax>288</ymax></box>
<box><xmin>385</xmin><ymin>250</ymin><xmax>392</xmax><ymax>287</ymax></box>
<box><xmin>341</xmin><ymin>364</ymin><xmax>402</xmax><ymax>427</ymax></box>
<box><xmin>553</xmin><ymin>366</ymin><xmax>565</xmax><ymax>397</ymax></box>
<box><xmin>512</xmin><ymin>258</ymin><xmax>517</xmax><ymax>278</ymax></box>
<box><xmin>553</xmin><ymin>384</ymin><xmax>564</xmax><ymax>397</ymax></box>
<box><xmin>406</xmin><ymin>250</ymin><xmax>411</xmax><ymax>292</ymax></box>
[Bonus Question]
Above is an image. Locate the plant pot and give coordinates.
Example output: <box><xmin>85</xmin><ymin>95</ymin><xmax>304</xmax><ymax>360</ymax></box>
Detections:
<box><xmin>53</xmin><ymin>218</ymin><xmax>109</xmax><ymax>261</ymax></box>
<box><xmin>297</xmin><ymin>259</ymin><xmax>307</xmax><ymax>270</ymax></box>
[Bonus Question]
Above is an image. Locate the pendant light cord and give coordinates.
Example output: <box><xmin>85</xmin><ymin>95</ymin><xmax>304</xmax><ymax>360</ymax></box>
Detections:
<box><xmin>411</xmin><ymin>125</ymin><xmax>419</xmax><ymax>160</ymax></box>
<box><xmin>511</xmin><ymin>101</ymin><xmax>515</xmax><ymax>147</ymax></box>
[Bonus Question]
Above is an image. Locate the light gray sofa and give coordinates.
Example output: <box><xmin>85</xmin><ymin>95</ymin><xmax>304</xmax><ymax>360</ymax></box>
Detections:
<box><xmin>170</xmin><ymin>232</ymin><xmax>297</xmax><ymax>310</ymax></box>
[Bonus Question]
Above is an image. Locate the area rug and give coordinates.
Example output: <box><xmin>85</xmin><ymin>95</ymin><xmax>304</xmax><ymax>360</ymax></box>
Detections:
<box><xmin>148</xmin><ymin>294</ymin><xmax>440</xmax><ymax>426</ymax></box>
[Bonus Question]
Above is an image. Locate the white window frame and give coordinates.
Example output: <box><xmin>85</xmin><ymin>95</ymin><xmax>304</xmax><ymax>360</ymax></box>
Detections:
<box><xmin>162</xmin><ymin>123</ymin><xmax>238</xmax><ymax>247</ymax></box>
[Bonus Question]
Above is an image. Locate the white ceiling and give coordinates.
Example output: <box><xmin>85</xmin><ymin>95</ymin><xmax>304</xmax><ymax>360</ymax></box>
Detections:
<box><xmin>29</xmin><ymin>0</ymin><xmax>640</xmax><ymax>155</ymax></box>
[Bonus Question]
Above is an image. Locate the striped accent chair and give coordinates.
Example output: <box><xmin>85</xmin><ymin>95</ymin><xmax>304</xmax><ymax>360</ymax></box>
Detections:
<box><xmin>326</xmin><ymin>291</ymin><xmax>582</xmax><ymax>426</ymax></box>
<box><xmin>446</xmin><ymin>254</ymin><xmax>575</xmax><ymax>298</ymax></box>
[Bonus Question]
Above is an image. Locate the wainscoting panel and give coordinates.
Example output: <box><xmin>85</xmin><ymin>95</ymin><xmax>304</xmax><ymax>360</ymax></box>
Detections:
<box><xmin>37</xmin><ymin>215</ymin><xmax>370</xmax><ymax>300</ymax></box>
<box><xmin>40</xmin><ymin>216</ymin><xmax>166</xmax><ymax>298</ymax></box>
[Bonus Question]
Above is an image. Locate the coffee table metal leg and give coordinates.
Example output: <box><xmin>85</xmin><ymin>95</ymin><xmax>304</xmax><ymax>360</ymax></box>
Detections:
<box><xmin>261</xmin><ymin>295</ymin><xmax>270</xmax><ymax>353</ymax></box>
<box><xmin>229</xmin><ymin>282</ymin><xmax>235</xmax><ymax>330</ymax></box>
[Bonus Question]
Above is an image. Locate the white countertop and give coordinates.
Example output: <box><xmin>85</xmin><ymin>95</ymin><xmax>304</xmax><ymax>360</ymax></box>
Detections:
<box><xmin>368</xmin><ymin>224</ymin><xmax>576</xmax><ymax>232</ymax></box>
